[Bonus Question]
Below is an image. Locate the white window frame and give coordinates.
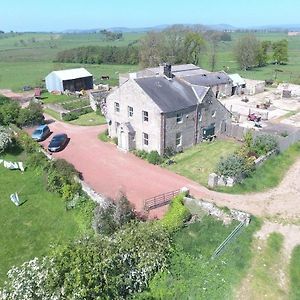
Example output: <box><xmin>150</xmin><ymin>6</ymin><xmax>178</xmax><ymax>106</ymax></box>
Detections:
<box><xmin>128</xmin><ymin>106</ymin><xmax>133</xmax><ymax>118</ymax></box>
<box><xmin>143</xmin><ymin>132</ymin><xmax>149</xmax><ymax>146</ymax></box>
<box><xmin>176</xmin><ymin>112</ymin><xmax>183</xmax><ymax>123</ymax></box>
<box><xmin>114</xmin><ymin>102</ymin><xmax>120</xmax><ymax>113</ymax></box>
<box><xmin>143</xmin><ymin>111</ymin><xmax>149</xmax><ymax>122</ymax></box>
<box><xmin>176</xmin><ymin>132</ymin><xmax>182</xmax><ymax>147</ymax></box>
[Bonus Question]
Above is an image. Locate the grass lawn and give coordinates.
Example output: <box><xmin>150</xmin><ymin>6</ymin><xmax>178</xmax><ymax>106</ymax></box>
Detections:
<box><xmin>165</xmin><ymin>139</ymin><xmax>240</xmax><ymax>187</ymax></box>
<box><xmin>0</xmin><ymin>153</ymin><xmax>84</xmax><ymax>285</ymax></box>
<box><xmin>236</xmin><ymin>232</ymin><xmax>286</xmax><ymax>299</ymax></box>
<box><xmin>217</xmin><ymin>142</ymin><xmax>300</xmax><ymax>194</ymax></box>
<box><xmin>68</xmin><ymin>111</ymin><xmax>106</xmax><ymax>126</ymax></box>
<box><xmin>138</xmin><ymin>215</ymin><xmax>260</xmax><ymax>299</ymax></box>
<box><xmin>44</xmin><ymin>107</ymin><xmax>61</xmax><ymax>120</ymax></box>
<box><xmin>289</xmin><ymin>245</ymin><xmax>300</xmax><ymax>300</ymax></box>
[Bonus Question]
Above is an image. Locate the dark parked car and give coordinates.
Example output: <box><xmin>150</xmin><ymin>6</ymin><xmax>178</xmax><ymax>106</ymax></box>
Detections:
<box><xmin>31</xmin><ymin>125</ymin><xmax>51</xmax><ymax>141</ymax></box>
<box><xmin>48</xmin><ymin>133</ymin><xmax>68</xmax><ymax>152</ymax></box>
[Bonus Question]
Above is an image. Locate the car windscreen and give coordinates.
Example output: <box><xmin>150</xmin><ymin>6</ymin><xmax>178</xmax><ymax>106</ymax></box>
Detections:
<box><xmin>33</xmin><ymin>130</ymin><xmax>42</xmax><ymax>135</ymax></box>
<box><xmin>53</xmin><ymin>135</ymin><xmax>65</xmax><ymax>141</ymax></box>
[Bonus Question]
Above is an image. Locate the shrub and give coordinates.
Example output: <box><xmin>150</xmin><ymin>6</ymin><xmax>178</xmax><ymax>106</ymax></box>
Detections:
<box><xmin>160</xmin><ymin>193</ymin><xmax>191</xmax><ymax>232</ymax></box>
<box><xmin>147</xmin><ymin>150</ymin><xmax>163</xmax><ymax>165</ymax></box>
<box><xmin>17</xmin><ymin>101</ymin><xmax>44</xmax><ymax>127</ymax></box>
<box><xmin>94</xmin><ymin>192</ymin><xmax>136</xmax><ymax>235</ymax></box>
<box><xmin>112</xmin><ymin>137</ymin><xmax>118</xmax><ymax>145</ymax></box>
<box><xmin>61</xmin><ymin>181</ymin><xmax>81</xmax><ymax>201</ymax></box>
<box><xmin>62</xmin><ymin>111</ymin><xmax>79</xmax><ymax>121</ymax></box>
<box><xmin>163</xmin><ymin>146</ymin><xmax>175</xmax><ymax>158</ymax></box>
<box><xmin>216</xmin><ymin>153</ymin><xmax>253</xmax><ymax>178</ymax></box>
<box><xmin>114</xmin><ymin>192</ymin><xmax>136</xmax><ymax>226</ymax></box>
<box><xmin>62</xmin><ymin>107</ymin><xmax>93</xmax><ymax>121</ymax></box>
<box><xmin>94</xmin><ymin>201</ymin><xmax>118</xmax><ymax>235</ymax></box>
<box><xmin>0</xmin><ymin>101</ymin><xmax>20</xmax><ymax>125</ymax></box>
<box><xmin>16</xmin><ymin>131</ymin><xmax>39</xmax><ymax>153</ymax></box>
<box><xmin>25</xmin><ymin>151</ymin><xmax>48</xmax><ymax>170</ymax></box>
<box><xmin>46</xmin><ymin>159</ymin><xmax>81</xmax><ymax>199</ymax></box>
<box><xmin>0</xmin><ymin>126</ymin><xmax>12</xmax><ymax>153</ymax></box>
<box><xmin>252</xmin><ymin>134</ymin><xmax>278</xmax><ymax>156</ymax></box>
<box><xmin>133</xmin><ymin>149</ymin><xmax>148</xmax><ymax>159</ymax></box>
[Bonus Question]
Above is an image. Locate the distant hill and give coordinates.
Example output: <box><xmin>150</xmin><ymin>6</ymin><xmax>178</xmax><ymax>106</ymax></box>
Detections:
<box><xmin>60</xmin><ymin>23</ymin><xmax>300</xmax><ymax>34</ymax></box>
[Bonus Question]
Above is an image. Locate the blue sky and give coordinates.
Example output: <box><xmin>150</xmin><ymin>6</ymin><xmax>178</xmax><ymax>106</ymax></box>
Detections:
<box><xmin>1</xmin><ymin>0</ymin><xmax>300</xmax><ymax>31</ymax></box>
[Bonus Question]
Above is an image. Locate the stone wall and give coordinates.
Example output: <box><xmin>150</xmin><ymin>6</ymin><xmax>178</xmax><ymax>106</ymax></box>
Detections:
<box><xmin>184</xmin><ymin>197</ymin><xmax>251</xmax><ymax>225</ymax></box>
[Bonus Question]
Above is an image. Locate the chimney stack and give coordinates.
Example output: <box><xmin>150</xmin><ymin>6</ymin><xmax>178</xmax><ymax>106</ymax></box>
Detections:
<box><xmin>163</xmin><ymin>63</ymin><xmax>172</xmax><ymax>79</ymax></box>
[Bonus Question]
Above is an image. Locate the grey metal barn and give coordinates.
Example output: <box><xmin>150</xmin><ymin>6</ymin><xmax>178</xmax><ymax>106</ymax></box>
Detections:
<box><xmin>45</xmin><ymin>68</ymin><xmax>93</xmax><ymax>92</ymax></box>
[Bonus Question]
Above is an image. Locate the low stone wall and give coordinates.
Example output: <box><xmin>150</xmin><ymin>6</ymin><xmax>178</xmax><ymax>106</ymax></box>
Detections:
<box><xmin>184</xmin><ymin>197</ymin><xmax>251</xmax><ymax>225</ymax></box>
<box><xmin>75</xmin><ymin>177</ymin><xmax>108</xmax><ymax>208</ymax></box>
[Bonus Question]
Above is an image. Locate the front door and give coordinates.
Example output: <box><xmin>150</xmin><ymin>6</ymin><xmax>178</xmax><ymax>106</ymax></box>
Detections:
<box><xmin>118</xmin><ymin>131</ymin><xmax>127</xmax><ymax>150</ymax></box>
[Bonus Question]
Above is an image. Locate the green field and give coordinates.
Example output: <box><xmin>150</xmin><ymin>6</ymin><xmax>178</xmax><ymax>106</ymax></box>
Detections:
<box><xmin>165</xmin><ymin>139</ymin><xmax>240</xmax><ymax>187</ymax></box>
<box><xmin>1</xmin><ymin>31</ymin><xmax>300</xmax><ymax>91</ymax></box>
<box><xmin>0</xmin><ymin>153</ymin><xmax>88</xmax><ymax>284</ymax></box>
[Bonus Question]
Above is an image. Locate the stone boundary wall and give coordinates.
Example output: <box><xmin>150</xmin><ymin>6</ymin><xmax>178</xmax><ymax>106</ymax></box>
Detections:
<box><xmin>184</xmin><ymin>197</ymin><xmax>251</xmax><ymax>225</ymax></box>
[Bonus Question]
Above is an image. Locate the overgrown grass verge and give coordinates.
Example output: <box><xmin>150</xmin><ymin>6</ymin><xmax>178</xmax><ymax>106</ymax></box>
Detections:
<box><xmin>289</xmin><ymin>245</ymin><xmax>300</xmax><ymax>300</ymax></box>
<box><xmin>236</xmin><ymin>232</ymin><xmax>286</xmax><ymax>299</ymax></box>
<box><xmin>137</xmin><ymin>214</ymin><xmax>261</xmax><ymax>299</ymax></box>
<box><xmin>217</xmin><ymin>142</ymin><xmax>300</xmax><ymax>194</ymax></box>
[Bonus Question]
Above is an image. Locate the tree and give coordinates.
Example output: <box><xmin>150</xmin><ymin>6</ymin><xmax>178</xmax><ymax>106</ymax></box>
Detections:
<box><xmin>272</xmin><ymin>39</ymin><xmax>288</xmax><ymax>64</ymax></box>
<box><xmin>257</xmin><ymin>40</ymin><xmax>271</xmax><ymax>67</ymax></box>
<box><xmin>114</xmin><ymin>192</ymin><xmax>136</xmax><ymax>226</ymax></box>
<box><xmin>17</xmin><ymin>101</ymin><xmax>44</xmax><ymax>127</ymax></box>
<box><xmin>234</xmin><ymin>34</ymin><xmax>260</xmax><ymax>70</ymax></box>
<box><xmin>207</xmin><ymin>32</ymin><xmax>221</xmax><ymax>71</ymax></box>
<box><xmin>0</xmin><ymin>100</ymin><xmax>20</xmax><ymax>125</ymax></box>
<box><xmin>139</xmin><ymin>32</ymin><xmax>165</xmax><ymax>67</ymax></box>
<box><xmin>184</xmin><ymin>32</ymin><xmax>206</xmax><ymax>65</ymax></box>
<box><xmin>94</xmin><ymin>192</ymin><xmax>136</xmax><ymax>235</ymax></box>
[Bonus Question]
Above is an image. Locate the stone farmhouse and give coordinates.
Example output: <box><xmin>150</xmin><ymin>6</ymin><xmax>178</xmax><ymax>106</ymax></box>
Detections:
<box><xmin>106</xmin><ymin>64</ymin><xmax>232</xmax><ymax>155</ymax></box>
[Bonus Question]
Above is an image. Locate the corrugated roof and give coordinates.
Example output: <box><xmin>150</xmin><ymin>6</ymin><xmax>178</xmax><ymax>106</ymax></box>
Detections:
<box><xmin>50</xmin><ymin>68</ymin><xmax>92</xmax><ymax>81</ymax></box>
<box><xmin>135</xmin><ymin>77</ymin><xmax>207</xmax><ymax>113</ymax></box>
<box><xmin>182</xmin><ymin>71</ymin><xmax>232</xmax><ymax>86</ymax></box>
<box><xmin>228</xmin><ymin>74</ymin><xmax>245</xmax><ymax>86</ymax></box>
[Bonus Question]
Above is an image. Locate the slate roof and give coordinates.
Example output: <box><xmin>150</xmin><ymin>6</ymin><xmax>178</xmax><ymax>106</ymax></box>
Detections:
<box><xmin>135</xmin><ymin>77</ymin><xmax>207</xmax><ymax>113</ymax></box>
<box><xmin>182</xmin><ymin>71</ymin><xmax>232</xmax><ymax>86</ymax></box>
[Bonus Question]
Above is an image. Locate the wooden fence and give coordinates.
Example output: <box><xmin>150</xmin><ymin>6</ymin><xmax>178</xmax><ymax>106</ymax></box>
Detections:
<box><xmin>143</xmin><ymin>189</ymin><xmax>180</xmax><ymax>211</ymax></box>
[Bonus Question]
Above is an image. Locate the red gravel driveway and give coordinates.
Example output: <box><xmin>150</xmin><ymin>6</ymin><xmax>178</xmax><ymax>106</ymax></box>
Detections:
<box><xmin>38</xmin><ymin>117</ymin><xmax>210</xmax><ymax>218</ymax></box>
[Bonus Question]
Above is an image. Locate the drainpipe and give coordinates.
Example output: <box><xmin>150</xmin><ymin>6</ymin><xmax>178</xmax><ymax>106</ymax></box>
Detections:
<box><xmin>160</xmin><ymin>113</ymin><xmax>166</xmax><ymax>155</ymax></box>
<box><xmin>194</xmin><ymin>104</ymin><xmax>200</xmax><ymax>145</ymax></box>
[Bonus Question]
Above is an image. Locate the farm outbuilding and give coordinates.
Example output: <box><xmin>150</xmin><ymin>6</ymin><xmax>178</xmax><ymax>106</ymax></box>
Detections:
<box><xmin>45</xmin><ymin>68</ymin><xmax>93</xmax><ymax>92</ymax></box>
